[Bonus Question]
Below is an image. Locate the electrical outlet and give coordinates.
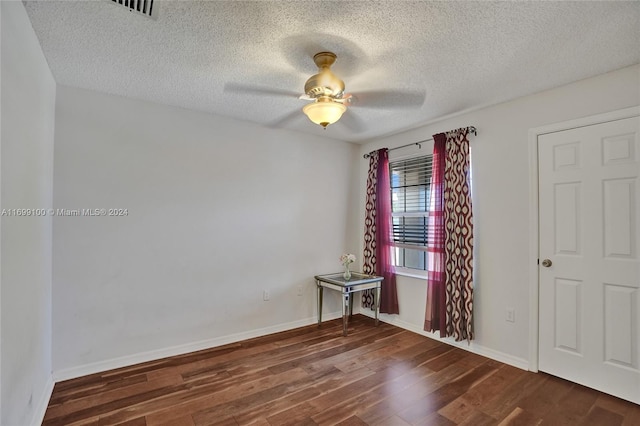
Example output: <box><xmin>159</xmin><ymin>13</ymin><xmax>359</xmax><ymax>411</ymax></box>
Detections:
<box><xmin>506</xmin><ymin>308</ymin><xmax>516</xmax><ymax>323</ymax></box>
<box><xmin>297</xmin><ymin>285</ymin><xmax>303</xmax><ymax>296</ymax></box>
<box><xmin>263</xmin><ymin>290</ymin><xmax>270</xmax><ymax>301</ymax></box>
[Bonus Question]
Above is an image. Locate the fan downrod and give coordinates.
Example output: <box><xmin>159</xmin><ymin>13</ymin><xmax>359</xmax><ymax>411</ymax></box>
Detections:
<box><xmin>313</xmin><ymin>52</ymin><xmax>337</xmax><ymax>68</ymax></box>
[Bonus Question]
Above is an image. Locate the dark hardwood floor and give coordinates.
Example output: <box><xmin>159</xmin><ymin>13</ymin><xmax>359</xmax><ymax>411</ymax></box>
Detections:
<box><xmin>43</xmin><ymin>315</ymin><xmax>639</xmax><ymax>426</ymax></box>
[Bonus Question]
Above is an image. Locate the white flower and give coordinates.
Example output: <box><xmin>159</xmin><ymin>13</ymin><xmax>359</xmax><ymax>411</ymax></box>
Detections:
<box><xmin>340</xmin><ymin>253</ymin><xmax>356</xmax><ymax>265</ymax></box>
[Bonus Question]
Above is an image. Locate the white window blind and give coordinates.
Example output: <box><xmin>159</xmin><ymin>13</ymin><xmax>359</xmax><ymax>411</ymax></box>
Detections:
<box><xmin>389</xmin><ymin>155</ymin><xmax>432</xmax><ymax>271</ymax></box>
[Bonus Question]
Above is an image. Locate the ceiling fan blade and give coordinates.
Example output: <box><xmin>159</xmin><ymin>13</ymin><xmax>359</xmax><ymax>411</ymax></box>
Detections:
<box><xmin>224</xmin><ymin>83</ymin><xmax>301</xmax><ymax>99</ymax></box>
<box><xmin>266</xmin><ymin>109</ymin><xmax>303</xmax><ymax>128</ymax></box>
<box><xmin>349</xmin><ymin>90</ymin><xmax>425</xmax><ymax>110</ymax></box>
<box><xmin>340</xmin><ymin>109</ymin><xmax>366</xmax><ymax>133</ymax></box>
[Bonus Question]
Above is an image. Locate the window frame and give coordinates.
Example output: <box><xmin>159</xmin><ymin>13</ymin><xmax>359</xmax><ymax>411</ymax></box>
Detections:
<box><xmin>388</xmin><ymin>152</ymin><xmax>432</xmax><ymax>278</ymax></box>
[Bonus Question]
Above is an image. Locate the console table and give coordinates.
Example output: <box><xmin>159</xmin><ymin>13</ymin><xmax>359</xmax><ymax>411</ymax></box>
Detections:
<box><xmin>315</xmin><ymin>272</ymin><xmax>383</xmax><ymax>336</ymax></box>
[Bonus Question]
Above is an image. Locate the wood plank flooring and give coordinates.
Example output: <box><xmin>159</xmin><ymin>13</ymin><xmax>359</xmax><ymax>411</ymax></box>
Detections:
<box><xmin>43</xmin><ymin>315</ymin><xmax>639</xmax><ymax>426</ymax></box>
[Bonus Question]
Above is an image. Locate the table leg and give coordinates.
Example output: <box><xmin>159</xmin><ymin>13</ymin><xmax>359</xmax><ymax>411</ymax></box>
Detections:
<box><xmin>342</xmin><ymin>293</ymin><xmax>349</xmax><ymax>336</ymax></box>
<box><xmin>317</xmin><ymin>283</ymin><xmax>323</xmax><ymax>327</ymax></box>
<box><xmin>375</xmin><ymin>285</ymin><xmax>381</xmax><ymax>327</ymax></box>
<box><xmin>349</xmin><ymin>288</ymin><xmax>354</xmax><ymax>318</ymax></box>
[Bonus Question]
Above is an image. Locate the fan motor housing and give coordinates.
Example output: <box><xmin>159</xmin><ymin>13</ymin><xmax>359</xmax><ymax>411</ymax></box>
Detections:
<box><xmin>304</xmin><ymin>52</ymin><xmax>345</xmax><ymax>98</ymax></box>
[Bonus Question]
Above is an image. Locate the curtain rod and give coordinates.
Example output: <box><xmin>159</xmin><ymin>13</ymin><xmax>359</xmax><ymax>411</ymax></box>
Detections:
<box><xmin>363</xmin><ymin>126</ymin><xmax>477</xmax><ymax>159</ymax></box>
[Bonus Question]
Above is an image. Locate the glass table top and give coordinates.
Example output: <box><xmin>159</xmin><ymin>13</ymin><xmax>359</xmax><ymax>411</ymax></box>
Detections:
<box><xmin>315</xmin><ymin>272</ymin><xmax>383</xmax><ymax>287</ymax></box>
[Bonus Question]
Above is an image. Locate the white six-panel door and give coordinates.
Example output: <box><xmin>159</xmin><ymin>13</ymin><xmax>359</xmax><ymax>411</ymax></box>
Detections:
<box><xmin>538</xmin><ymin>116</ymin><xmax>639</xmax><ymax>404</ymax></box>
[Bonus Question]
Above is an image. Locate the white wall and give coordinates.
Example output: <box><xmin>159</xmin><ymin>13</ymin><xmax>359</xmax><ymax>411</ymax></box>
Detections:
<box><xmin>1</xmin><ymin>2</ymin><xmax>56</xmax><ymax>425</ymax></box>
<box><xmin>53</xmin><ymin>86</ymin><xmax>358</xmax><ymax>374</ymax></box>
<box><xmin>357</xmin><ymin>64</ymin><xmax>640</xmax><ymax>367</ymax></box>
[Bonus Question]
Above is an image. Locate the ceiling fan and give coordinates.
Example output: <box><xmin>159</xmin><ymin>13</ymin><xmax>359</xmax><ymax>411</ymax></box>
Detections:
<box><xmin>225</xmin><ymin>51</ymin><xmax>425</xmax><ymax>130</ymax></box>
<box><xmin>298</xmin><ymin>51</ymin><xmax>350</xmax><ymax>128</ymax></box>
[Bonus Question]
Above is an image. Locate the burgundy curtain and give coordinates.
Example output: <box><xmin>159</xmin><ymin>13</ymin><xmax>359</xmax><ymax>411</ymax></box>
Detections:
<box><xmin>362</xmin><ymin>149</ymin><xmax>399</xmax><ymax>314</ymax></box>
<box><xmin>424</xmin><ymin>128</ymin><xmax>474</xmax><ymax>342</ymax></box>
<box><xmin>424</xmin><ymin>134</ymin><xmax>446</xmax><ymax>336</ymax></box>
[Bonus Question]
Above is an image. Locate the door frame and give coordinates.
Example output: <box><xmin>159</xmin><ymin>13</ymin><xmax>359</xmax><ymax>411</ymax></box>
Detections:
<box><xmin>527</xmin><ymin>106</ymin><xmax>640</xmax><ymax>372</ymax></box>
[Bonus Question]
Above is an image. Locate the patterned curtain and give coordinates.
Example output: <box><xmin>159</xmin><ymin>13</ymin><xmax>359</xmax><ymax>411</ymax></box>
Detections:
<box><xmin>362</xmin><ymin>149</ymin><xmax>399</xmax><ymax>314</ymax></box>
<box><xmin>362</xmin><ymin>150</ymin><xmax>379</xmax><ymax>310</ymax></box>
<box><xmin>424</xmin><ymin>128</ymin><xmax>474</xmax><ymax>342</ymax></box>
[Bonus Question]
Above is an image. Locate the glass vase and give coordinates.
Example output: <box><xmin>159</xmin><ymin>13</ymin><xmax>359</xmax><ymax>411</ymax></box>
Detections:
<box><xmin>343</xmin><ymin>264</ymin><xmax>351</xmax><ymax>280</ymax></box>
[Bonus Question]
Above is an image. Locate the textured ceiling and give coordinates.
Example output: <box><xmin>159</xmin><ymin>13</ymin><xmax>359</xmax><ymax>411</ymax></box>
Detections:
<box><xmin>23</xmin><ymin>1</ymin><xmax>640</xmax><ymax>142</ymax></box>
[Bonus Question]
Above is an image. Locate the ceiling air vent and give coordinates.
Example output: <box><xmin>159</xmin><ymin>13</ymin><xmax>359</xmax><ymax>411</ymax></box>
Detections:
<box><xmin>110</xmin><ymin>0</ymin><xmax>155</xmax><ymax>19</ymax></box>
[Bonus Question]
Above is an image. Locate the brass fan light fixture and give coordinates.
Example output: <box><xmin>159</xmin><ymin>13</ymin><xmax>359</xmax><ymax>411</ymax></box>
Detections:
<box><xmin>223</xmin><ymin>50</ymin><xmax>426</xmax><ymax>132</ymax></box>
<box><xmin>301</xmin><ymin>52</ymin><xmax>349</xmax><ymax>128</ymax></box>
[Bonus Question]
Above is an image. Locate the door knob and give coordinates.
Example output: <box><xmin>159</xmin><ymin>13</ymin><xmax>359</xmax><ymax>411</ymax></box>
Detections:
<box><xmin>541</xmin><ymin>259</ymin><xmax>552</xmax><ymax>267</ymax></box>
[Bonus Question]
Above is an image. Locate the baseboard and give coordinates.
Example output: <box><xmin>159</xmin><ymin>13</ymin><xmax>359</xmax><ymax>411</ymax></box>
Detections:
<box><xmin>358</xmin><ymin>308</ymin><xmax>529</xmax><ymax>371</ymax></box>
<box><xmin>30</xmin><ymin>374</ymin><xmax>54</xmax><ymax>426</ymax></box>
<box><xmin>53</xmin><ymin>312</ymin><xmax>342</xmax><ymax>382</ymax></box>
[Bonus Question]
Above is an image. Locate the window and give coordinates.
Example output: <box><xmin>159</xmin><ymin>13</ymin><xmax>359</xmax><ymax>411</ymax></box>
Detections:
<box><xmin>389</xmin><ymin>155</ymin><xmax>432</xmax><ymax>272</ymax></box>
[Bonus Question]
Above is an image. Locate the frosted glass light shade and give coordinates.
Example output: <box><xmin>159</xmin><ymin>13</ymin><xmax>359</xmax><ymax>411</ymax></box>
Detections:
<box><xmin>303</xmin><ymin>101</ymin><xmax>346</xmax><ymax>128</ymax></box>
